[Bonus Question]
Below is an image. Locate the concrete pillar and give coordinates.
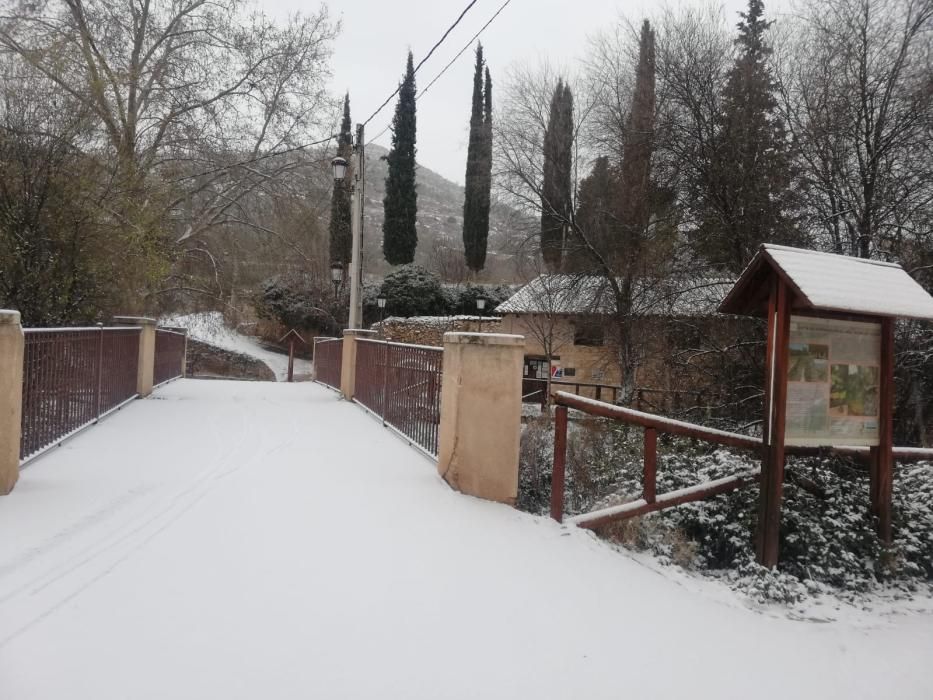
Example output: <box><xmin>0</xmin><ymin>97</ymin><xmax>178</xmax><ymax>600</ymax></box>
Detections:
<box><xmin>114</xmin><ymin>316</ymin><xmax>157</xmax><ymax>397</ymax></box>
<box><xmin>0</xmin><ymin>310</ymin><xmax>24</xmax><ymax>495</ymax></box>
<box><xmin>340</xmin><ymin>329</ymin><xmax>377</xmax><ymax>399</ymax></box>
<box><xmin>437</xmin><ymin>332</ymin><xmax>525</xmax><ymax>505</ymax></box>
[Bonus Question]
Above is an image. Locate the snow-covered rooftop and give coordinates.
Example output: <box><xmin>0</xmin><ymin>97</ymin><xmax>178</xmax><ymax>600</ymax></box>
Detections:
<box><xmin>720</xmin><ymin>244</ymin><xmax>933</xmax><ymax>320</ymax></box>
<box><xmin>496</xmin><ymin>275</ymin><xmax>731</xmax><ymax>318</ymax></box>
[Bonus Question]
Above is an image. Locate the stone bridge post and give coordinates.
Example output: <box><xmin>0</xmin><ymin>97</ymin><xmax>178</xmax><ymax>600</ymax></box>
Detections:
<box><xmin>340</xmin><ymin>329</ymin><xmax>378</xmax><ymax>400</ymax></box>
<box><xmin>114</xmin><ymin>316</ymin><xmax>157</xmax><ymax>397</ymax></box>
<box><xmin>0</xmin><ymin>310</ymin><xmax>24</xmax><ymax>494</ymax></box>
<box><xmin>437</xmin><ymin>332</ymin><xmax>524</xmax><ymax>505</ymax></box>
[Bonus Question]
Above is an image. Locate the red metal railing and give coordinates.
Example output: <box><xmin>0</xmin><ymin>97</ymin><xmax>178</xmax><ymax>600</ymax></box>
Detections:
<box><xmin>355</xmin><ymin>339</ymin><xmax>443</xmax><ymax>456</ymax></box>
<box><xmin>314</xmin><ymin>337</ymin><xmax>343</xmax><ymax>390</ymax></box>
<box><xmin>154</xmin><ymin>328</ymin><xmax>186</xmax><ymax>386</ymax></box>
<box><xmin>21</xmin><ymin>327</ymin><xmax>141</xmax><ymax>462</ymax></box>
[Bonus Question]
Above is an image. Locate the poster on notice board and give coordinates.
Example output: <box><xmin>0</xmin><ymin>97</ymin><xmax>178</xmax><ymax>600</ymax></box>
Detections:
<box><xmin>784</xmin><ymin>315</ymin><xmax>881</xmax><ymax>446</ymax></box>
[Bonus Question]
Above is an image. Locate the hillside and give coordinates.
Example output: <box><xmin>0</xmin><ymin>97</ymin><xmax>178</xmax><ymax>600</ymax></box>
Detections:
<box><xmin>358</xmin><ymin>144</ymin><xmax>532</xmax><ymax>282</ymax></box>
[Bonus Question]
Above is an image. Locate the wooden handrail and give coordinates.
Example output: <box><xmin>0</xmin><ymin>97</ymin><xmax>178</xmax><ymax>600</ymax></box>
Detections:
<box><xmin>553</xmin><ymin>391</ymin><xmax>933</xmax><ymax>462</ymax></box>
<box><xmin>549</xmin><ymin>390</ymin><xmax>933</xmax><ymax>530</ymax></box>
<box><xmin>553</xmin><ymin>391</ymin><xmax>760</xmax><ymax>450</ymax></box>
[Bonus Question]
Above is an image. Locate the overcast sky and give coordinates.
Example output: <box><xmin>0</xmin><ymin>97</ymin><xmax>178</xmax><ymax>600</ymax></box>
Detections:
<box><xmin>268</xmin><ymin>0</ymin><xmax>788</xmax><ymax>185</ymax></box>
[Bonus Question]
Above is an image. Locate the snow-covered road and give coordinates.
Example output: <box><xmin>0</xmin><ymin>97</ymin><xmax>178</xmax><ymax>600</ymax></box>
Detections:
<box><xmin>1</xmin><ymin>380</ymin><xmax>931</xmax><ymax>699</ymax></box>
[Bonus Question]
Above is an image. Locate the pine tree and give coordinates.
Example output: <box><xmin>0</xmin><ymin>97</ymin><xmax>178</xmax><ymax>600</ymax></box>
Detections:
<box><xmin>462</xmin><ymin>45</ymin><xmax>493</xmax><ymax>273</ymax></box>
<box><xmin>383</xmin><ymin>52</ymin><xmax>418</xmax><ymax>266</ymax></box>
<box><xmin>693</xmin><ymin>0</ymin><xmax>798</xmax><ymax>274</ymax></box>
<box><xmin>329</xmin><ymin>93</ymin><xmax>353</xmax><ymax>268</ymax></box>
<box><xmin>614</xmin><ymin>20</ymin><xmax>656</xmax><ymax>270</ymax></box>
<box><xmin>540</xmin><ymin>80</ymin><xmax>573</xmax><ymax>271</ymax></box>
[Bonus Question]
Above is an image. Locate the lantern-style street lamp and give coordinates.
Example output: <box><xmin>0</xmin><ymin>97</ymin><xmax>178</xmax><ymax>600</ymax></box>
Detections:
<box><xmin>330</xmin><ymin>261</ymin><xmax>343</xmax><ymax>300</ymax></box>
<box><xmin>476</xmin><ymin>297</ymin><xmax>486</xmax><ymax>332</ymax></box>
<box><xmin>331</xmin><ymin>156</ymin><xmax>348</xmax><ymax>181</ymax></box>
<box><xmin>377</xmin><ymin>296</ymin><xmax>387</xmax><ymax>324</ymax></box>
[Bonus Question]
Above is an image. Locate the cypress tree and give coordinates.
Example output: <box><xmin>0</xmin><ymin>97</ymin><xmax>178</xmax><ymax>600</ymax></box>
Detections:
<box><xmin>693</xmin><ymin>0</ymin><xmax>797</xmax><ymax>273</ymax></box>
<box><xmin>383</xmin><ymin>51</ymin><xmax>418</xmax><ymax>266</ymax></box>
<box><xmin>615</xmin><ymin>20</ymin><xmax>656</xmax><ymax>269</ymax></box>
<box><xmin>540</xmin><ymin>80</ymin><xmax>573</xmax><ymax>271</ymax></box>
<box><xmin>480</xmin><ymin>66</ymin><xmax>493</xmax><ymax>256</ymax></box>
<box><xmin>462</xmin><ymin>44</ymin><xmax>493</xmax><ymax>273</ymax></box>
<box><xmin>329</xmin><ymin>93</ymin><xmax>352</xmax><ymax>268</ymax></box>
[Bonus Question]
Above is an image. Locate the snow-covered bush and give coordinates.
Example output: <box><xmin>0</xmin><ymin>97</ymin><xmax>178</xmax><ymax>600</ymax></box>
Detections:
<box><xmin>378</xmin><ymin>265</ymin><xmax>449</xmax><ymax>318</ymax></box>
<box><xmin>518</xmin><ymin>417</ymin><xmax>933</xmax><ymax>603</ymax></box>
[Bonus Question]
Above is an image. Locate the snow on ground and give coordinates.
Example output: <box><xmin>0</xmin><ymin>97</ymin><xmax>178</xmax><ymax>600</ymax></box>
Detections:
<box><xmin>162</xmin><ymin>311</ymin><xmax>312</xmax><ymax>381</ymax></box>
<box><xmin>1</xmin><ymin>380</ymin><xmax>932</xmax><ymax>699</ymax></box>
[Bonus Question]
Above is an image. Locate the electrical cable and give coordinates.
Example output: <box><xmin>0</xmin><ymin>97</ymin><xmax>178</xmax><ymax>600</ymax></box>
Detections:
<box><xmin>365</xmin><ymin>0</ymin><xmax>513</xmax><ymax>146</ymax></box>
<box><xmin>360</xmin><ymin>0</ymin><xmax>482</xmax><ymax>128</ymax></box>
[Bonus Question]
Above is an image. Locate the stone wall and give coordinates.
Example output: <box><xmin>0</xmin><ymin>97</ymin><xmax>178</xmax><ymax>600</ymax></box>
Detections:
<box><xmin>186</xmin><ymin>338</ymin><xmax>275</xmax><ymax>381</ymax></box>
<box><xmin>372</xmin><ymin>315</ymin><xmax>502</xmax><ymax>347</ymax></box>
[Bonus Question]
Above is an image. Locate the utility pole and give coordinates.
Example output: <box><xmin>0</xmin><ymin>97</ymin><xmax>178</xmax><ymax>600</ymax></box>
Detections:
<box><xmin>332</xmin><ymin>124</ymin><xmax>365</xmax><ymax>329</ymax></box>
<box><xmin>348</xmin><ymin>124</ymin><xmax>365</xmax><ymax>329</ymax></box>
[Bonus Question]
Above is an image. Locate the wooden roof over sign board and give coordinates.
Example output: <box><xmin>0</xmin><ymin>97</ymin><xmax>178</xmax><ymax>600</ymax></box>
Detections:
<box><xmin>719</xmin><ymin>244</ymin><xmax>933</xmax><ymax>321</ymax></box>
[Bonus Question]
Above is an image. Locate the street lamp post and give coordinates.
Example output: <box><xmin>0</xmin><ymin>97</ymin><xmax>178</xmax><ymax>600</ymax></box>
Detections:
<box><xmin>476</xmin><ymin>297</ymin><xmax>486</xmax><ymax>333</ymax></box>
<box><xmin>330</xmin><ymin>261</ymin><xmax>344</xmax><ymax>300</ymax></box>
<box><xmin>331</xmin><ymin>123</ymin><xmax>365</xmax><ymax>329</ymax></box>
<box><xmin>377</xmin><ymin>296</ymin><xmax>387</xmax><ymax>325</ymax></box>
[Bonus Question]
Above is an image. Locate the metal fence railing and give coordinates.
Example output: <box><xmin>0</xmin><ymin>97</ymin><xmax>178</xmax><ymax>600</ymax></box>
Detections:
<box><xmin>354</xmin><ymin>339</ymin><xmax>443</xmax><ymax>456</ymax></box>
<box><xmin>154</xmin><ymin>328</ymin><xmax>186</xmax><ymax>386</ymax></box>
<box><xmin>314</xmin><ymin>337</ymin><xmax>342</xmax><ymax>390</ymax></box>
<box><xmin>21</xmin><ymin>327</ymin><xmax>141</xmax><ymax>462</ymax></box>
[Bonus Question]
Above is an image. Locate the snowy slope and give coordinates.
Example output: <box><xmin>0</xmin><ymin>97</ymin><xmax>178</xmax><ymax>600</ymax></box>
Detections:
<box><xmin>0</xmin><ymin>380</ymin><xmax>931</xmax><ymax>699</ymax></box>
<box><xmin>162</xmin><ymin>311</ymin><xmax>312</xmax><ymax>381</ymax></box>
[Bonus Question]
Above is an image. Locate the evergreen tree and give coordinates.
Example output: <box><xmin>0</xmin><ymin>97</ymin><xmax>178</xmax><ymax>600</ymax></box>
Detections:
<box><xmin>462</xmin><ymin>45</ymin><xmax>493</xmax><ymax>273</ymax></box>
<box><xmin>540</xmin><ymin>79</ymin><xmax>573</xmax><ymax>271</ymax></box>
<box><xmin>614</xmin><ymin>20</ymin><xmax>656</xmax><ymax>271</ymax></box>
<box><xmin>383</xmin><ymin>52</ymin><xmax>418</xmax><ymax>266</ymax></box>
<box><xmin>567</xmin><ymin>156</ymin><xmax>615</xmax><ymax>271</ymax></box>
<box><xmin>329</xmin><ymin>93</ymin><xmax>353</xmax><ymax>268</ymax></box>
<box><xmin>693</xmin><ymin>0</ymin><xmax>798</xmax><ymax>274</ymax></box>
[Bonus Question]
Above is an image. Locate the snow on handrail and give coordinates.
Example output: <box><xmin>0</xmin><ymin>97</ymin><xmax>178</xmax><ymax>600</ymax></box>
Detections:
<box><xmin>356</xmin><ymin>337</ymin><xmax>443</xmax><ymax>352</ymax></box>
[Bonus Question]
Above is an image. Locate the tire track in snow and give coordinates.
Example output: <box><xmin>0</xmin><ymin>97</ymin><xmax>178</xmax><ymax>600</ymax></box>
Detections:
<box><xmin>0</xmin><ymin>394</ymin><xmax>302</xmax><ymax>649</ymax></box>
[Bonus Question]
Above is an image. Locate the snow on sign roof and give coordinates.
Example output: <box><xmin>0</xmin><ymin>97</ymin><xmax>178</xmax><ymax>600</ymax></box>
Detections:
<box><xmin>719</xmin><ymin>244</ymin><xmax>933</xmax><ymax>320</ymax></box>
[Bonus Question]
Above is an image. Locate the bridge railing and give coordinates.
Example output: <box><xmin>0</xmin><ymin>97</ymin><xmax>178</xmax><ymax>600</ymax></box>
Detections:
<box><xmin>354</xmin><ymin>338</ymin><xmax>443</xmax><ymax>457</ymax></box>
<box><xmin>313</xmin><ymin>337</ymin><xmax>342</xmax><ymax>390</ymax></box>
<box><xmin>154</xmin><ymin>328</ymin><xmax>186</xmax><ymax>386</ymax></box>
<box><xmin>20</xmin><ymin>326</ymin><xmax>141</xmax><ymax>462</ymax></box>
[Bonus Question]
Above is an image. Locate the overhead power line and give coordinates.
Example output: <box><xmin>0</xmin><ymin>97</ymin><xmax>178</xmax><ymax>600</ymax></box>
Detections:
<box><xmin>366</xmin><ymin>0</ymin><xmax>514</xmax><ymax>146</ymax></box>
<box><xmin>360</xmin><ymin>0</ymin><xmax>482</xmax><ymax>128</ymax></box>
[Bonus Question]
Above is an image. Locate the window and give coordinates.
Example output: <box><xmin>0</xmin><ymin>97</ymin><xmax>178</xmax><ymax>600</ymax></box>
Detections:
<box><xmin>574</xmin><ymin>321</ymin><xmax>605</xmax><ymax>347</ymax></box>
<box><xmin>563</xmin><ymin>368</ymin><xmax>576</xmax><ymax>377</ymax></box>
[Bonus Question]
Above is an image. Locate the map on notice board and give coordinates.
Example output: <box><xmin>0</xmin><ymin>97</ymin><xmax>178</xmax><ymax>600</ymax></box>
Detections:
<box><xmin>784</xmin><ymin>315</ymin><xmax>881</xmax><ymax>446</ymax></box>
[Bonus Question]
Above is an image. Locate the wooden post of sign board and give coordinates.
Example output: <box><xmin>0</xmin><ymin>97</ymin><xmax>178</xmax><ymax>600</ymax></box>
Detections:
<box><xmin>876</xmin><ymin>317</ymin><xmax>895</xmax><ymax>544</ymax></box>
<box><xmin>757</xmin><ymin>278</ymin><xmax>791</xmax><ymax>568</ymax></box>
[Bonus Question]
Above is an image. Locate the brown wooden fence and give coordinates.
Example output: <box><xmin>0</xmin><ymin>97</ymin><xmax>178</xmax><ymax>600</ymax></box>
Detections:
<box><xmin>549</xmin><ymin>390</ymin><xmax>933</xmax><ymax>530</ymax></box>
<box><xmin>21</xmin><ymin>327</ymin><xmax>140</xmax><ymax>462</ymax></box>
<box><xmin>314</xmin><ymin>338</ymin><xmax>342</xmax><ymax>390</ymax></box>
<box><xmin>354</xmin><ymin>339</ymin><xmax>443</xmax><ymax>456</ymax></box>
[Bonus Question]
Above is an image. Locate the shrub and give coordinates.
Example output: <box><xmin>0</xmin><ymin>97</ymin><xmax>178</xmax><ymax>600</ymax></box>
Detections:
<box><xmin>254</xmin><ymin>273</ymin><xmax>342</xmax><ymax>333</ymax></box>
<box><xmin>518</xmin><ymin>417</ymin><xmax>933</xmax><ymax>604</ymax></box>
<box><xmin>378</xmin><ymin>265</ymin><xmax>449</xmax><ymax>317</ymax></box>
